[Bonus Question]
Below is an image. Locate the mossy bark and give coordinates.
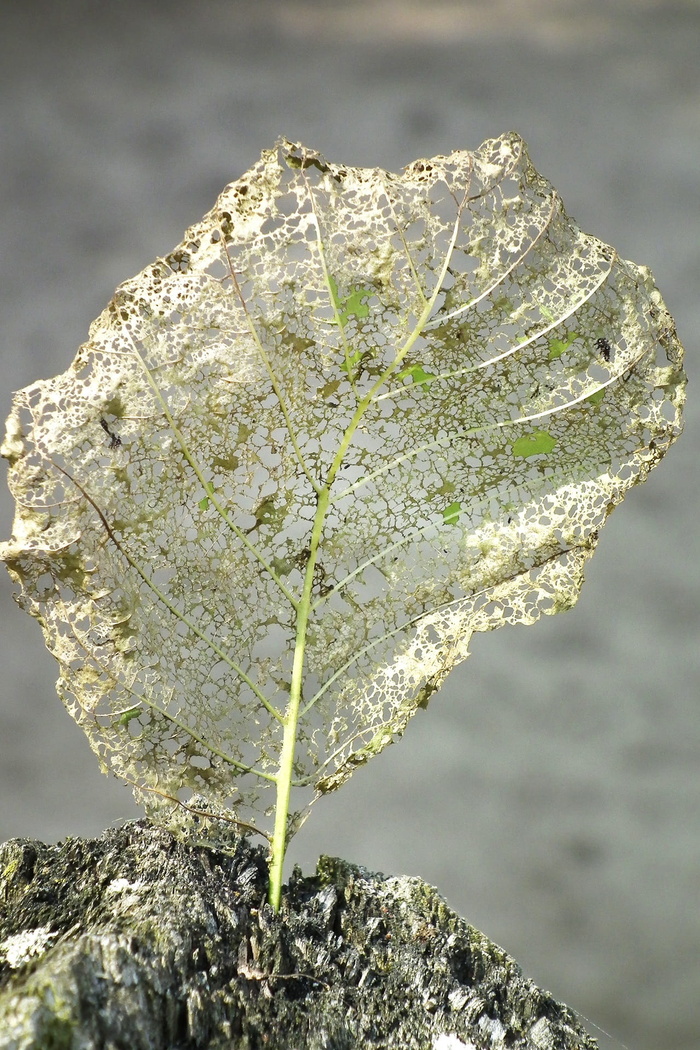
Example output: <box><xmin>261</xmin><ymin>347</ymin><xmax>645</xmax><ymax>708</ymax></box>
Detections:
<box><xmin>0</xmin><ymin>821</ymin><xmax>596</xmax><ymax>1049</ymax></box>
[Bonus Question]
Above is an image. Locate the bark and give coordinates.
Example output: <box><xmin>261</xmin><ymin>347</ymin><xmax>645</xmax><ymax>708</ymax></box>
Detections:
<box><xmin>0</xmin><ymin>821</ymin><xmax>596</xmax><ymax>1049</ymax></box>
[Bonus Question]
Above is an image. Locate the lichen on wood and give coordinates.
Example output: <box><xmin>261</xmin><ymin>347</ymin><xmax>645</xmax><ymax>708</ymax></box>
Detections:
<box><xmin>0</xmin><ymin>822</ymin><xmax>598</xmax><ymax>1049</ymax></box>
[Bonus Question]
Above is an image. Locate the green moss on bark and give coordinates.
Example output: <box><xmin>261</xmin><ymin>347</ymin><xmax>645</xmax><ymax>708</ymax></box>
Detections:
<box><xmin>1</xmin><ymin>822</ymin><xmax>597</xmax><ymax>1049</ymax></box>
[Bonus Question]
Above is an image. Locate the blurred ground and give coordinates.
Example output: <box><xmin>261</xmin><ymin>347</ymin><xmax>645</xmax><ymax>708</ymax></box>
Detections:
<box><xmin>0</xmin><ymin>3</ymin><xmax>698</xmax><ymax>1048</ymax></box>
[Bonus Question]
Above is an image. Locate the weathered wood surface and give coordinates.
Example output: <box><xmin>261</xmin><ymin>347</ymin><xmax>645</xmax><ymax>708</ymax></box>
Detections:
<box><xmin>0</xmin><ymin>821</ymin><xmax>596</xmax><ymax>1049</ymax></box>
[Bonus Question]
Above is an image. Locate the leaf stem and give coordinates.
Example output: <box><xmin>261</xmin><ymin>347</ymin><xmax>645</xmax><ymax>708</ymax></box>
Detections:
<box><xmin>268</xmin><ymin>486</ymin><xmax>331</xmax><ymax>910</ymax></box>
<box><xmin>267</xmin><ymin>188</ymin><xmax>469</xmax><ymax>908</ymax></box>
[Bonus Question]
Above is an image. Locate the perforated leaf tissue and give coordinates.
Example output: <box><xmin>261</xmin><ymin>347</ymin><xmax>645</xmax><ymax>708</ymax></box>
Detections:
<box><xmin>0</xmin><ymin>134</ymin><xmax>685</xmax><ymax>904</ymax></box>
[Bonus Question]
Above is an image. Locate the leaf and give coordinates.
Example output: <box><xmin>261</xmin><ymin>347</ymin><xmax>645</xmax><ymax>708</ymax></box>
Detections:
<box><xmin>328</xmin><ymin>275</ymin><xmax>372</xmax><ymax>326</ymax></box>
<box><xmin>511</xmin><ymin>430</ymin><xmax>558</xmax><ymax>458</ymax></box>
<box><xmin>0</xmin><ymin>134</ymin><xmax>686</xmax><ymax>901</ymax></box>
<box><xmin>548</xmin><ymin>332</ymin><xmax>578</xmax><ymax>360</ymax></box>
<box><xmin>116</xmin><ymin>707</ymin><xmax>142</xmax><ymax>728</ymax></box>
<box><xmin>585</xmin><ymin>387</ymin><xmax>607</xmax><ymax>406</ymax></box>
<box><xmin>339</xmin><ymin>349</ymin><xmax>363</xmax><ymax>374</ymax></box>
<box><xmin>399</xmin><ymin>363</ymin><xmax>438</xmax><ymax>387</ymax></box>
<box><xmin>441</xmin><ymin>502</ymin><xmax>462</xmax><ymax>525</ymax></box>
<box><xmin>198</xmin><ymin>480</ymin><xmax>216</xmax><ymax>511</ymax></box>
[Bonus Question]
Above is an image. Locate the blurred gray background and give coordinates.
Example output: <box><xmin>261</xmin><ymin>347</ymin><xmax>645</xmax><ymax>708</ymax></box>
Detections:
<box><xmin>1</xmin><ymin>2</ymin><xmax>698</xmax><ymax>1047</ymax></box>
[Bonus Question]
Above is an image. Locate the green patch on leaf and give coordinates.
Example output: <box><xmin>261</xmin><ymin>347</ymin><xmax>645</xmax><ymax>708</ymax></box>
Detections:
<box><xmin>116</xmin><ymin>707</ymin><xmax>142</xmax><ymax>727</ymax></box>
<box><xmin>442</xmin><ymin>501</ymin><xmax>462</xmax><ymax>525</ymax></box>
<box><xmin>340</xmin><ymin>350</ymin><xmax>363</xmax><ymax>374</ymax></box>
<box><xmin>585</xmin><ymin>387</ymin><xmax>606</xmax><ymax>405</ymax></box>
<box><xmin>329</xmin><ymin>275</ymin><xmax>372</xmax><ymax>327</ymax></box>
<box><xmin>399</xmin><ymin>363</ymin><xmax>437</xmax><ymax>387</ymax></box>
<box><xmin>198</xmin><ymin>481</ymin><xmax>216</xmax><ymax>511</ymax></box>
<box><xmin>511</xmin><ymin>430</ymin><xmax>558</xmax><ymax>458</ymax></box>
<box><xmin>548</xmin><ymin>332</ymin><xmax>579</xmax><ymax>360</ymax></box>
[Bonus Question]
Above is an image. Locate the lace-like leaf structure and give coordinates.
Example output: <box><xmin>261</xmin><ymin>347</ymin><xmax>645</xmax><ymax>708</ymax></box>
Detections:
<box><xmin>0</xmin><ymin>134</ymin><xmax>686</xmax><ymax>842</ymax></box>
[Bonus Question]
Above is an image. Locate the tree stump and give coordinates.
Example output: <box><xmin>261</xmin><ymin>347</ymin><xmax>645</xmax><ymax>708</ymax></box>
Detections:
<box><xmin>0</xmin><ymin>821</ymin><xmax>596</xmax><ymax>1049</ymax></box>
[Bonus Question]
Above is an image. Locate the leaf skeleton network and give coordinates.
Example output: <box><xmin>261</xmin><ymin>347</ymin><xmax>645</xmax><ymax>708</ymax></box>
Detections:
<box><xmin>0</xmin><ymin>133</ymin><xmax>685</xmax><ymax>908</ymax></box>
